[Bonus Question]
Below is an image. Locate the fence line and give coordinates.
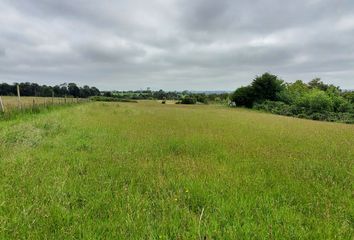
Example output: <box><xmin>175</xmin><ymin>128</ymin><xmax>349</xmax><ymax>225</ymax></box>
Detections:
<box><xmin>0</xmin><ymin>96</ymin><xmax>90</xmax><ymax>114</ymax></box>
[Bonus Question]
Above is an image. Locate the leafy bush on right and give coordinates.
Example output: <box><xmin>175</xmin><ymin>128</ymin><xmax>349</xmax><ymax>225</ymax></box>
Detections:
<box><xmin>231</xmin><ymin>73</ymin><xmax>354</xmax><ymax>123</ymax></box>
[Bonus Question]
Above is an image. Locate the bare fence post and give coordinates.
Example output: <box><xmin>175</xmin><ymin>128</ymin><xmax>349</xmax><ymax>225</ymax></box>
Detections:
<box><xmin>0</xmin><ymin>96</ymin><xmax>5</xmax><ymax>113</ymax></box>
<box><xmin>65</xmin><ymin>95</ymin><xmax>67</xmax><ymax>104</ymax></box>
<box><xmin>32</xmin><ymin>98</ymin><xmax>35</xmax><ymax>109</ymax></box>
<box><xmin>17</xmin><ymin>84</ymin><xmax>21</xmax><ymax>109</ymax></box>
<box><xmin>52</xmin><ymin>91</ymin><xmax>54</xmax><ymax>105</ymax></box>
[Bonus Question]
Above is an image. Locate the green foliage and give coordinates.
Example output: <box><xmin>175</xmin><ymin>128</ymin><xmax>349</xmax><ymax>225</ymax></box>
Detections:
<box><xmin>278</xmin><ymin>80</ymin><xmax>309</xmax><ymax>104</ymax></box>
<box><xmin>232</xmin><ymin>73</ymin><xmax>354</xmax><ymax>123</ymax></box>
<box><xmin>179</xmin><ymin>97</ymin><xmax>197</xmax><ymax>104</ymax></box>
<box><xmin>194</xmin><ymin>94</ymin><xmax>208</xmax><ymax>104</ymax></box>
<box><xmin>255</xmin><ymin>100</ymin><xmax>354</xmax><ymax>124</ymax></box>
<box><xmin>231</xmin><ymin>73</ymin><xmax>284</xmax><ymax>107</ymax></box>
<box><xmin>100</xmin><ymin>90</ymin><xmax>228</xmax><ymax>103</ymax></box>
<box><xmin>308</xmin><ymin>78</ymin><xmax>330</xmax><ymax>91</ymax></box>
<box><xmin>68</xmin><ymin>83</ymin><xmax>80</xmax><ymax>97</ymax></box>
<box><xmin>231</xmin><ymin>86</ymin><xmax>255</xmax><ymax>107</ymax></box>
<box><xmin>296</xmin><ymin>89</ymin><xmax>334</xmax><ymax>113</ymax></box>
<box><xmin>0</xmin><ymin>82</ymin><xmax>100</xmax><ymax>98</ymax></box>
<box><xmin>254</xmin><ymin>101</ymin><xmax>296</xmax><ymax>116</ymax></box>
<box><xmin>251</xmin><ymin>72</ymin><xmax>284</xmax><ymax>101</ymax></box>
<box><xmin>343</xmin><ymin>91</ymin><xmax>354</xmax><ymax>104</ymax></box>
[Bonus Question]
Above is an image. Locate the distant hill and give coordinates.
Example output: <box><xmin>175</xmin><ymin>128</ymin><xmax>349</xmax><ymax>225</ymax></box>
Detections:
<box><xmin>190</xmin><ymin>90</ymin><xmax>231</xmax><ymax>95</ymax></box>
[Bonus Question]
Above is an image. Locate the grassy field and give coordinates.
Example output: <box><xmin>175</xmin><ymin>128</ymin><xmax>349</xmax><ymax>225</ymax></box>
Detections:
<box><xmin>0</xmin><ymin>101</ymin><xmax>353</xmax><ymax>239</ymax></box>
<box><xmin>0</xmin><ymin>96</ymin><xmax>84</xmax><ymax>112</ymax></box>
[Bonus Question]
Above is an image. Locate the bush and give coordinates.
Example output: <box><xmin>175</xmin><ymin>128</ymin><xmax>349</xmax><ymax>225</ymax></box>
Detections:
<box><xmin>254</xmin><ymin>101</ymin><xmax>300</xmax><ymax>116</ymax></box>
<box><xmin>296</xmin><ymin>90</ymin><xmax>334</xmax><ymax>113</ymax></box>
<box><xmin>195</xmin><ymin>95</ymin><xmax>208</xmax><ymax>104</ymax></box>
<box><xmin>343</xmin><ymin>91</ymin><xmax>354</xmax><ymax>104</ymax></box>
<box><xmin>231</xmin><ymin>86</ymin><xmax>255</xmax><ymax>107</ymax></box>
<box><xmin>277</xmin><ymin>80</ymin><xmax>310</xmax><ymax>104</ymax></box>
<box><xmin>180</xmin><ymin>97</ymin><xmax>197</xmax><ymax>104</ymax></box>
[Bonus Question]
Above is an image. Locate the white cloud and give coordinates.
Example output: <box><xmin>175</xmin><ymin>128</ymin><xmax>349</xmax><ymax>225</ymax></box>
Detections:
<box><xmin>337</xmin><ymin>15</ymin><xmax>354</xmax><ymax>31</ymax></box>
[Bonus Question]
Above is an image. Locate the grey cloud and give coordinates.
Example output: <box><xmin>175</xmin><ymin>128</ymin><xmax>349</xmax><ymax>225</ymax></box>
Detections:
<box><xmin>0</xmin><ymin>0</ymin><xmax>354</xmax><ymax>90</ymax></box>
<box><xmin>77</xmin><ymin>41</ymin><xmax>146</xmax><ymax>63</ymax></box>
<box><xmin>0</xmin><ymin>48</ymin><xmax>5</xmax><ymax>57</ymax></box>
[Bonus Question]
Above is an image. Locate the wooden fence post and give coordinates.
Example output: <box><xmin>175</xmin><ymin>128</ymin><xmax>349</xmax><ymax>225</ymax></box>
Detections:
<box><xmin>17</xmin><ymin>84</ymin><xmax>21</xmax><ymax>109</ymax></box>
<box><xmin>0</xmin><ymin>96</ymin><xmax>5</xmax><ymax>113</ymax></box>
<box><xmin>65</xmin><ymin>95</ymin><xmax>67</xmax><ymax>104</ymax></box>
<box><xmin>52</xmin><ymin>91</ymin><xmax>54</xmax><ymax>104</ymax></box>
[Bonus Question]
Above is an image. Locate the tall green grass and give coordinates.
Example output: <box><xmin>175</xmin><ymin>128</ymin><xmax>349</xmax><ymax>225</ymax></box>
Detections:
<box><xmin>0</xmin><ymin>102</ymin><xmax>353</xmax><ymax>239</ymax></box>
<box><xmin>0</xmin><ymin>101</ymin><xmax>88</xmax><ymax>121</ymax></box>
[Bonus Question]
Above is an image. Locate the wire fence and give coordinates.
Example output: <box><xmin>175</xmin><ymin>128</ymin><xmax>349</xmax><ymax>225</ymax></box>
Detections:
<box><xmin>0</xmin><ymin>96</ymin><xmax>89</xmax><ymax>114</ymax></box>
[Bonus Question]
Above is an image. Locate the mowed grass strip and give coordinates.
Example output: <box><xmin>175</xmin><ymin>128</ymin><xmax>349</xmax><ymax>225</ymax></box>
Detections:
<box><xmin>0</xmin><ymin>101</ymin><xmax>353</xmax><ymax>239</ymax></box>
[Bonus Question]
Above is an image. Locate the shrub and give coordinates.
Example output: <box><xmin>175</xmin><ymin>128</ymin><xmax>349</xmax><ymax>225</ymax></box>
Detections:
<box><xmin>277</xmin><ymin>80</ymin><xmax>310</xmax><ymax>104</ymax></box>
<box><xmin>180</xmin><ymin>97</ymin><xmax>197</xmax><ymax>104</ymax></box>
<box><xmin>196</xmin><ymin>95</ymin><xmax>208</xmax><ymax>104</ymax></box>
<box><xmin>254</xmin><ymin>101</ymin><xmax>300</xmax><ymax>116</ymax></box>
<box><xmin>231</xmin><ymin>86</ymin><xmax>255</xmax><ymax>107</ymax></box>
<box><xmin>343</xmin><ymin>91</ymin><xmax>354</xmax><ymax>104</ymax></box>
<box><xmin>332</xmin><ymin>96</ymin><xmax>353</xmax><ymax>112</ymax></box>
<box><xmin>296</xmin><ymin>90</ymin><xmax>334</xmax><ymax>113</ymax></box>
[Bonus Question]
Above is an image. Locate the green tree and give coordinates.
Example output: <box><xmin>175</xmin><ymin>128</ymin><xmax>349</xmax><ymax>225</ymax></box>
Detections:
<box><xmin>80</xmin><ymin>85</ymin><xmax>92</xmax><ymax>98</ymax></box>
<box><xmin>308</xmin><ymin>78</ymin><xmax>337</xmax><ymax>91</ymax></box>
<box><xmin>68</xmin><ymin>83</ymin><xmax>80</xmax><ymax>97</ymax></box>
<box><xmin>90</xmin><ymin>87</ymin><xmax>100</xmax><ymax>96</ymax></box>
<box><xmin>251</xmin><ymin>73</ymin><xmax>284</xmax><ymax>102</ymax></box>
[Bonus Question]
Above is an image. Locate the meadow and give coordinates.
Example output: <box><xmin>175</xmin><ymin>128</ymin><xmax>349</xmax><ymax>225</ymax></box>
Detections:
<box><xmin>0</xmin><ymin>101</ymin><xmax>353</xmax><ymax>239</ymax></box>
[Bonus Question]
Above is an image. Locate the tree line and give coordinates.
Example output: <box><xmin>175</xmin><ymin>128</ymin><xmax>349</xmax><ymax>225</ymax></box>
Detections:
<box><xmin>101</xmin><ymin>89</ymin><xmax>229</xmax><ymax>104</ymax></box>
<box><xmin>0</xmin><ymin>82</ymin><xmax>100</xmax><ymax>98</ymax></box>
<box><xmin>231</xmin><ymin>73</ymin><xmax>354</xmax><ymax>123</ymax></box>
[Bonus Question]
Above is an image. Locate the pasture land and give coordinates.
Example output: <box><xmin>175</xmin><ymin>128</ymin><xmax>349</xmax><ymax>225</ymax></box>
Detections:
<box><xmin>0</xmin><ymin>101</ymin><xmax>353</xmax><ymax>239</ymax></box>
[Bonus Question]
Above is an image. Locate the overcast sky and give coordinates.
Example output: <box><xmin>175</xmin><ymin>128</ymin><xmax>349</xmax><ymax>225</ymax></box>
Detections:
<box><xmin>0</xmin><ymin>0</ymin><xmax>354</xmax><ymax>90</ymax></box>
